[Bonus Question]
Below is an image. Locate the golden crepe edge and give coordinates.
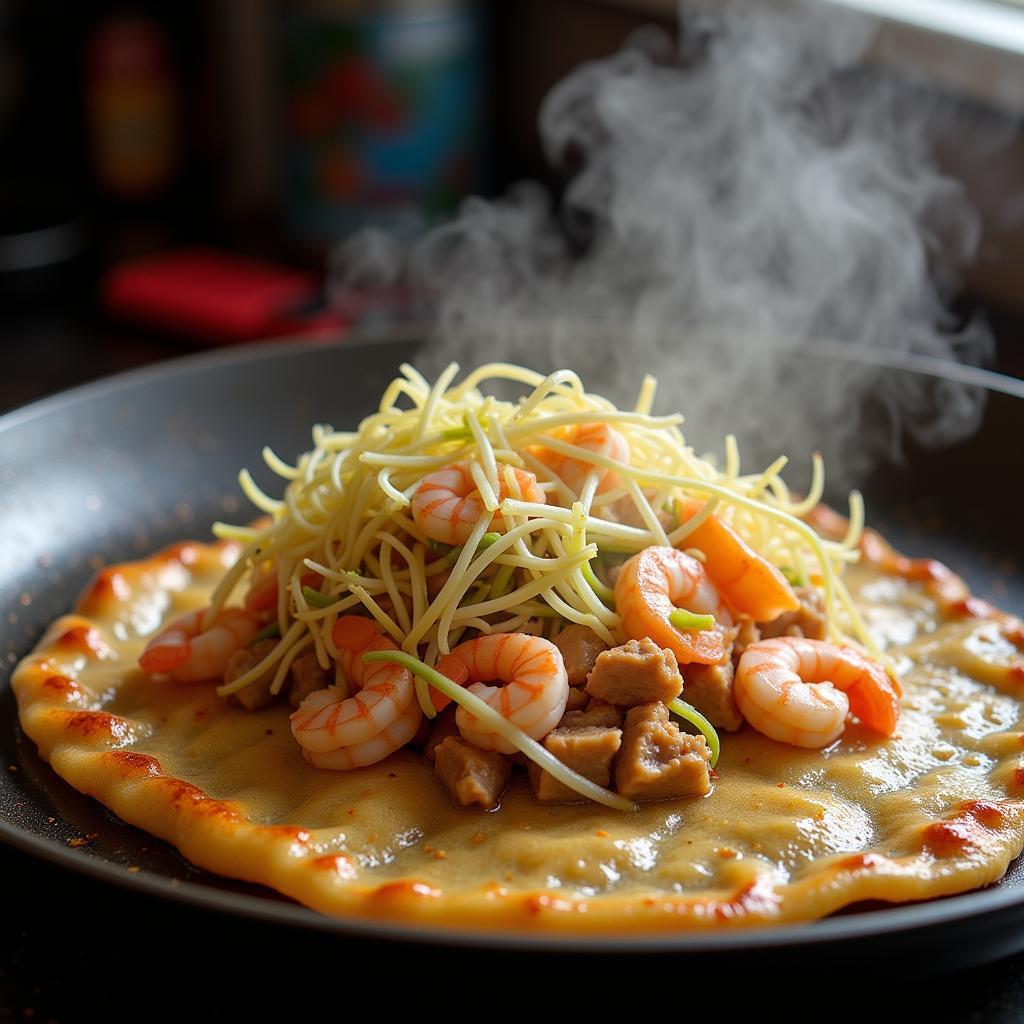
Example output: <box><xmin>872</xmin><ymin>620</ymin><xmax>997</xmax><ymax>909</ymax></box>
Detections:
<box><xmin>11</xmin><ymin>524</ymin><xmax>1024</xmax><ymax>933</ymax></box>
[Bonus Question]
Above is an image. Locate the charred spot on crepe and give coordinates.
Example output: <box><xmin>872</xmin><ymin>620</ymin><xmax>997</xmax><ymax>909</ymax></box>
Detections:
<box><xmin>12</xmin><ymin>363</ymin><xmax>1024</xmax><ymax>931</ymax></box>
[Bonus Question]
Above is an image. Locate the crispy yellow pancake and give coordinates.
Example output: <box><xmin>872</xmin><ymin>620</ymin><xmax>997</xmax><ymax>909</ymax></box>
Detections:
<box><xmin>12</xmin><ymin>535</ymin><xmax>1024</xmax><ymax>932</ymax></box>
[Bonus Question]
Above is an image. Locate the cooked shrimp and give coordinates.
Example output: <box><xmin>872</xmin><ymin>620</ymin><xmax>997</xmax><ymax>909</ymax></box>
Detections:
<box><xmin>615</xmin><ymin>546</ymin><xmax>733</xmax><ymax>665</ymax></box>
<box><xmin>301</xmin><ymin>699</ymin><xmax>422</xmax><ymax>769</ymax></box>
<box><xmin>676</xmin><ymin>497</ymin><xmax>799</xmax><ymax>622</ymax></box>
<box><xmin>442</xmin><ymin>633</ymin><xmax>569</xmax><ymax>754</ymax></box>
<box><xmin>735</xmin><ymin>636</ymin><xmax>901</xmax><ymax>748</ymax></box>
<box><xmin>534</xmin><ymin>422</ymin><xmax>629</xmax><ymax>493</ymax></box>
<box><xmin>290</xmin><ymin>615</ymin><xmax>418</xmax><ymax>756</ymax></box>
<box><xmin>411</xmin><ymin>462</ymin><xmax>545</xmax><ymax>546</ymax></box>
<box><xmin>139</xmin><ymin>606</ymin><xmax>261</xmax><ymax>682</ymax></box>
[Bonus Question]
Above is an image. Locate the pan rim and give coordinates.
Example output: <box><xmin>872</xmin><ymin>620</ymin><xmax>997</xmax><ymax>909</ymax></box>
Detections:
<box><xmin>1</xmin><ymin>326</ymin><xmax>1022</xmax><ymax>437</ymax></box>
<box><xmin>2</xmin><ymin>328</ymin><xmax>1022</xmax><ymax>951</ymax></box>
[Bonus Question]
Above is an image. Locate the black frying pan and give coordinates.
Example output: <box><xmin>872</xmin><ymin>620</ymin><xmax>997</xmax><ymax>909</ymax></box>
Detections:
<box><xmin>2</xmin><ymin>331</ymin><xmax>1023</xmax><ymax>992</ymax></box>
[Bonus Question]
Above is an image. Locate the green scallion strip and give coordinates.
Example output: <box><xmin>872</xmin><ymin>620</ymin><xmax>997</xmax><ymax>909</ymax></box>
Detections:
<box><xmin>489</xmin><ymin>562</ymin><xmax>516</xmax><ymax>600</ymax></box>
<box><xmin>462</xmin><ymin>583</ymin><xmax>490</xmax><ymax>607</ymax></box>
<box><xmin>302</xmin><ymin>586</ymin><xmax>335</xmax><ymax>609</ymax></box>
<box><xmin>248</xmin><ymin>622</ymin><xmax>281</xmax><ymax>646</ymax></box>
<box><xmin>667</xmin><ymin>696</ymin><xmax>720</xmax><ymax>768</ymax></box>
<box><xmin>414</xmin><ymin>674</ymin><xmax>437</xmax><ymax>720</ymax></box>
<box><xmin>445</xmin><ymin>531</ymin><xmax>501</xmax><ymax>567</ymax></box>
<box><xmin>364</xmin><ymin>650</ymin><xmax>636</xmax><ymax>811</ymax></box>
<box><xmin>442</xmin><ymin>545</ymin><xmax>463</xmax><ymax>568</ymax></box>
<box><xmin>595</xmin><ymin>542</ymin><xmax>640</xmax><ymax>556</ymax></box>
<box><xmin>441</xmin><ymin>427</ymin><xmax>472</xmax><ymax>440</ymax></box>
<box><xmin>581</xmin><ymin>560</ymin><xmax>616</xmax><ymax>605</ymax></box>
<box><xmin>427</xmin><ymin>539</ymin><xmax>453</xmax><ymax>556</ymax></box>
<box><xmin>668</xmin><ymin>608</ymin><xmax>716</xmax><ymax>632</ymax></box>
<box><xmin>781</xmin><ymin>565</ymin><xmax>806</xmax><ymax>587</ymax></box>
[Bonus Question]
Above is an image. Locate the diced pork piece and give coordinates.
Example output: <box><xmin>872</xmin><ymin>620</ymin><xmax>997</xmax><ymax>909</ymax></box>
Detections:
<box><xmin>224</xmin><ymin>639</ymin><xmax>278</xmax><ymax>710</ymax></box>
<box><xmin>529</xmin><ymin>725</ymin><xmax>623</xmax><ymax>803</ymax></box>
<box><xmin>424</xmin><ymin>706</ymin><xmax>460</xmax><ymax>762</ymax></box>
<box><xmin>731</xmin><ymin>617</ymin><xmax>761</xmax><ymax>660</ymax></box>
<box><xmin>433</xmin><ymin>736</ymin><xmax>512</xmax><ymax>809</ymax></box>
<box><xmin>288</xmin><ymin>650</ymin><xmax>331</xmax><ymax>709</ymax></box>
<box><xmin>563</xmin><ymin>686</ymin><xmax>591</xmax><ymax>713</ymax></box>
<box><xmin>585</xmin><ymin>638</ymin><xmax>684</xmax><ymax>707</ymax></box>
<box><xmin>759</xmin><ymin>585</ymin><xmax>826</xmax><ymax>640</ymax></box>
<box><xmin>552</xmin><ymin>625</ymin><xmax>608</xmax><ymax>686</ymax></box>
<box><xmin>615</xmin><ymin>702</ymin><xmax>712</xmax><ymax>801</ymax></box>
<box><xmin>682</xmin><ymin>660</ymin><xmax>743</xmax><ymax>732</ymax></box>
<box><xmin>559</xmin><ymin>699</ymin><xmax>623</xmax><ymax>730</ymax></box>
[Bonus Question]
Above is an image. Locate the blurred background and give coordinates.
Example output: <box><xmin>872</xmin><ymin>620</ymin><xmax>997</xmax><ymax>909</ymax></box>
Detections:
<box><xmin>1</xmin><ymin>0</ymin><xmax>1022</xmax><ymax>412</ymax></box>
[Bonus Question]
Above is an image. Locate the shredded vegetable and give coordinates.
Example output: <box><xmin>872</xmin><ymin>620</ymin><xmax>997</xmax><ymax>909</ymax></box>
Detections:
<box><xmin>301</xmin><ymin>586</ymin><xmax>334</xmax><ymax>609</ymax></box>
<box><xmin>667</xmin><ymin>697</ymin><xmax>721</xmax><ymax>767</ymax></box>
<box><xmin>364</xmin><ymin>650</ymin><xmax>636</xmax><ymax>811</ymax></box>
<box><xmin>446</xmin><ymin>532</ymin><xmax>501</xmax><ymax>568</ymax></box>
<box><xmin>669</xmin><ymin>609</ymin><xmax>716</xmax><ymax>632</ymax></box>
<box><xmin>249</xmin><ymin>622</ymin><xmax>281</xmax><ymax>646</ymax></box>
<box><xmin>203</xmin><ymin>361</ymin><xmax>873</xmax><ymax>793</ymax></box>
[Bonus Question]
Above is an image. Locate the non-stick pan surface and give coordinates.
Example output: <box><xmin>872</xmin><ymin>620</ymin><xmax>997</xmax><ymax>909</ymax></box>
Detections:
<box><xmin>2</xmin><ymin>332</ymin><xmax>1023</xmax><ymax>972</ymax></box>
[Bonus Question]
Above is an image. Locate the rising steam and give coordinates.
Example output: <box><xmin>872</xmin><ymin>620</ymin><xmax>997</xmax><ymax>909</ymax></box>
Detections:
<box><xmin>331</xmin><ymin>1</ymin><xmax>993</xmax><ymax>488</ymax></box>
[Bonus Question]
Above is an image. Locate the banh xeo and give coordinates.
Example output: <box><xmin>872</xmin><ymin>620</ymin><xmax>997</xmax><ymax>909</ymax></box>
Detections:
<box><xmin>136</xmin><ymin>362</ymin><xmax>899</xmax><ymax>810</ymax></box>
<box><xmin>16</xmin><ymin>358</ymin><xmax>1024</xmax><ymax>929</ymax></box>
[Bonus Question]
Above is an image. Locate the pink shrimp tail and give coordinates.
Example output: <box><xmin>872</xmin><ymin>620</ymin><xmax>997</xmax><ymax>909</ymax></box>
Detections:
<box><xmin>331</xmin><ymin>615</ymin><xmax>403</xmax><ymax>693</ymax></box>
<box><xmin>432</xmin><ymin>652</ymin><xmax>471</xmax><ymax>712</ymax></box>
<box><xmin>332</xmin><ymin>615</ymin><xmax>379</xmax><ymax>653</ymax></box>
<box><xmin>244</xmin><ymin>583</ymin><xmax>277</xmax><ymax>615</ymax></box>
<box><xmin>846</xmin><ymin>658</ymin><xmax>901</xmax><ymax>736</ymax></box>
<box><xmin>139</xmin><ymin>635</ymin><xmax>190</xmax><ymax>673</ymax></box>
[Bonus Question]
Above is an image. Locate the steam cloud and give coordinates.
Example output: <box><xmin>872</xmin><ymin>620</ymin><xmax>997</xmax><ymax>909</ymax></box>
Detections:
<box><xmin>332</xmin><ymin>1</ymin><xmax>993</xmax><ymax>489</ymax></box>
